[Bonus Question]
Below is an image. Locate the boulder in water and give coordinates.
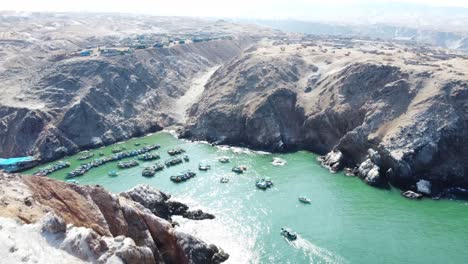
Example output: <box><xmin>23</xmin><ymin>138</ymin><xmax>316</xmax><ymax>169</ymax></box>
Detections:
<box><xmin>416</xmin><ymin>180</ymin><xmax>432</xmax><ymax>195</ymax></box>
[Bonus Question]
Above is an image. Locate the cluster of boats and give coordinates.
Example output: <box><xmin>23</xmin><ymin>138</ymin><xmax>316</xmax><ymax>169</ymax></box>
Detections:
<box><xmin>165</xmin><ymin>157</ymin><xmax>184</xmax><ymax>167</ymax></box>
<box><xmin>170</xmin><ymin>171</ymin><xmax>196</xmax><ymax>183</ymax></box>
<box><xmin>66</xmin><ymin>144</ymin><xmax>160</xmax><ymax>178</ymax></box>
<box><xmin>142</xmin><ymin>163</ymin><xmax>165</xmax><ymax>177</ymax></box>
<box><xmin>137</xmin><ymin>153</ymin><xmax>160</xmax><ymax>161</ymax></box>
<box><xmin>232</xmin><ymin>165</ymin><xmax>247</xmax><ymax>174</ymax></box>
<box><xmin>78</xmin><ymin>151</ymin><xmax>95</xmax><ymax>161</ymax></box>
<box><xmin>34</xmin><ymin>161</ymin><xmax>71</xmax><ymax>176</ymax></box>
<box><xmin>256</xmin><ymin>178</ymin><xmax>274</xmax><ymax>190</ymax></box>
<box><xmin>167</xmin><ymin>148</ymin><xmax>186</xmax><ymax>156</ymax></box>
<box><xmin>118</xmin><ymin>160</ymin><xmax>139</xmax><ymax>169</ymax></box>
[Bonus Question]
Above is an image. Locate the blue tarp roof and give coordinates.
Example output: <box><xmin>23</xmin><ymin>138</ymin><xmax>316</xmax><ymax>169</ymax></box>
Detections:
<box><xmin>0</xmin><ymin>156</ymin><xmax>34</xmax><ymax>166</ymax></box>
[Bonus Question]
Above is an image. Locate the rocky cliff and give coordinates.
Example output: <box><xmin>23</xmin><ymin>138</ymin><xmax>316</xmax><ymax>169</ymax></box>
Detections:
<box><xmin>0</xmin><ymin>172</ymin><xmax>228</xmax><ymax>263</ymax></box>
<box><xmin>0</xmin><ymin>38</ymin><xmax>253</xmax><ymax>161</ymax></box>
<box><xmin>183</xmin><ymin>39</ymin><xmax>468</xmax><ymax>197</ymax></box>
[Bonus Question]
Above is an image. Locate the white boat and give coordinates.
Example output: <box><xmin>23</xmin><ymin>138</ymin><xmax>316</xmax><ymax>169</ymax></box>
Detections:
<box><xmin>298</xmin><ymin>196</ymin><xmax>311</xmax><ymax>204</ymax></box>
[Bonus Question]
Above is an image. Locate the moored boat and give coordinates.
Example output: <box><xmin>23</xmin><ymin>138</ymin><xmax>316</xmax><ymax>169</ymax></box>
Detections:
<box><xmin>199</xmin><ymin>164</ymin><xmax>211</xmax><ymax>171</ymax></box>
<box><xmin>232</xmin><ymin>165</ymin><xmax>247</xmax><ymax>173</ymax></box>
<box><xmin>142</xmin><ymin>166</ymin><xmax>156</xmax><ymax>177</ymax></box>
<box><xmin>167</xmin><ymin>148</ymin><xmax>186</xmax><ymax>156</ymax></box>
<box><xmin>218</xmin><ymin>156</ymin><xmax>230</xmax><ymax>163</ymax></box>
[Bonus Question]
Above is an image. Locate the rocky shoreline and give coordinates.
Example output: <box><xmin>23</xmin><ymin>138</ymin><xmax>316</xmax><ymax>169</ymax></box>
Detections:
<box><xmin>182</xmin><ymin>40</ymin><xmax>468</xmax><ymax>199</ymax></box>
<box><xmin>0</xmin><ymin>172</ymin><xmax>228</xmax><ymax>263</ymax></box>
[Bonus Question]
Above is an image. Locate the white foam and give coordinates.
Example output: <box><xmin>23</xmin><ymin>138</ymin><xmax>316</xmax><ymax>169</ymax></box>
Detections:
<box><xmin>0</xmin><ymin>217</ymin><xmax>85</xmax><ymax>264</ymax></box>
<box><xmin>286</xmin><ymin>236</ymin><xmax>347</xmax><ymax>264</ymax></box>
<box><xmin>271</xmin><ymin>157</ymin><xmax>287</xmax><ymax>166</ymax></box>
<box><xmin>172</xmin><ymin>197</ymin><xmax>260</xmax><ymax>264</ymax></box>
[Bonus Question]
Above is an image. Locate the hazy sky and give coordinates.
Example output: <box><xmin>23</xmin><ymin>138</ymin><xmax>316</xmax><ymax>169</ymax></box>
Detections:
<box><xmin>2</xmin><ymin>0</ymin><xmax>468</xmax><ymax>19</ymax></box>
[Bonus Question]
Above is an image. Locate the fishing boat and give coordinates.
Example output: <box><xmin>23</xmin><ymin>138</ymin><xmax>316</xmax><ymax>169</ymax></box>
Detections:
<box><xmin>170</xmin><ymin>175</ymin><xmax>183</xmax><ymax>183</ymax></box>
<box><xmin>218</xmin><ymin>156</ymin><xmax>230</xmax><ymax>163</ymax></box>
<box><xmin>154</xmin><ymin>162</ymin><xmax>165</xmax><ymax>171</ymax></box>
<box><xmin>298</xmin><ymin>196</ymin><xmax>311</xmax><ymax>204</ymax></box>
<box><xmin>142</xmin><ymin>166</ymin><xmax>156</xmax><ymax>177</ymax></box>
<box><xmin>137</xmin><ymin>153</ymin><xmax>160</xmax><ymax>161</ymax></box>
<box><xmin>165</xmin><ymin>157</ymin><xmax>183</xmax><ymax>167</ymax></box>
<box><xmin>167</xmin><ymin>148</ymin><xmax>185</xmax><ymax>156</ymax></box>
<box><xmin>117</xmin><ymin>160</ymin><xmax>139</xmax><ymax>169</ymax></box>
<box><xmin>199</xmin><ymin>164</ymin><xmax>211</xmax><ymax>171</ymax></box>
<box><xmin>232</xmin><ymin>165</ymin><xmax>247</xmax><ymax>173</ymax></box>
<box><xmin>108</xmin><ymin>170</ymin><xmax>119</xmax><ymax>177</ymax></box>
<box><xmin>256</xmin><ymin>178</ymin><xmax>273</xmax><ymax>190</ymax></box>
<box><xmin>280</xmin><ymin>227</ymin><xmax>297</xmax><ymax>241</ymax></box>
<box><xmin>78</xmin><ymin>151</ymin><xmax>94</xmax><ymax>161</ymax></box>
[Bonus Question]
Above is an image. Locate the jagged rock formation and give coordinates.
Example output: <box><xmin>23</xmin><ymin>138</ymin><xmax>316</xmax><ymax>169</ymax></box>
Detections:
<box><xmin>0</xmin><ymin>172</ymin><xmax>228</xmax><ymax>264</ymax></box>
<box><xmin>184</xmin><ymin>39</ymin><xmax>468</xmax><ymax>196</ymax></box>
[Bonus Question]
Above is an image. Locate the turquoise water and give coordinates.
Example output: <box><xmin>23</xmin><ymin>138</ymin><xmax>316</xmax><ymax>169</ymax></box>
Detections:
<box><xmin>25</xmin><ymin>132</ymin><xmax>468</xmax><ymax>264</ymax></box>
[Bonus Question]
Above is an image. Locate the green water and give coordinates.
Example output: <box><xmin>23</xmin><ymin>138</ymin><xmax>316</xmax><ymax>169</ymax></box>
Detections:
<box><xmin>25</xmin><ymin>132</ymin><xmax>468</xmax><ymax>264</ymax></box>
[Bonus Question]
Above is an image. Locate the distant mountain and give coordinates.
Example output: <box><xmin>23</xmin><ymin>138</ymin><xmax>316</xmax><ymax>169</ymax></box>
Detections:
<box><xmin>236</xmin><ymin>19</ymin><xmax>468</xmax><ymax>52</ymax></box>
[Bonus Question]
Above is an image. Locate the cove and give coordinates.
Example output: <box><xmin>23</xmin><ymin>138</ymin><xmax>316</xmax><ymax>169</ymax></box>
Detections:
<box><xmin>25</xmin><ymin>132</ymin><xmax>468</xmax><ymax>264</ymax></box>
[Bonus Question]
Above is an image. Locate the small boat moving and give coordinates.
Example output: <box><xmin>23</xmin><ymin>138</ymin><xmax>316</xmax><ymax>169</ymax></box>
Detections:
<box><xmin>220</xmin><ymin>177</ymin><xmax>229</xmax><ymax>183</ymax></box>
<box><xmin>108</xmin><ymin>170</ymin><xmax>119</xmax><ymax>177</ymax></box>
<box><xmin>298</xmin><ymin>196</ymin><xmax>311</xmax><ymax>204</ymax></box>
<box><xmin>280</xmin><ymin>227</ymin><xmax>297</xmax><ymax>241</ymax></box>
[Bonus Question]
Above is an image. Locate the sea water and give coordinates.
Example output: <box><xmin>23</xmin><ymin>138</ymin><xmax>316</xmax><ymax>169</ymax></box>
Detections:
<box><xmin>25</xmin><ymin>132</ymin><xmax>468</xmax><ymax>264</ymax></box>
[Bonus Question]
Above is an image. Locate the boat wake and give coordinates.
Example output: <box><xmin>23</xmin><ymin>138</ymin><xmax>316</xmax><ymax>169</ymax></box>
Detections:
<box><xmin>285</xmin><ymin>236</ymin><xmax>347</xmax><ymax>264</ymax></box>
<box><xmin>172</xmin><ymin>197</ymin><xmax>260</xmax><ymax>264</ymax></box>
